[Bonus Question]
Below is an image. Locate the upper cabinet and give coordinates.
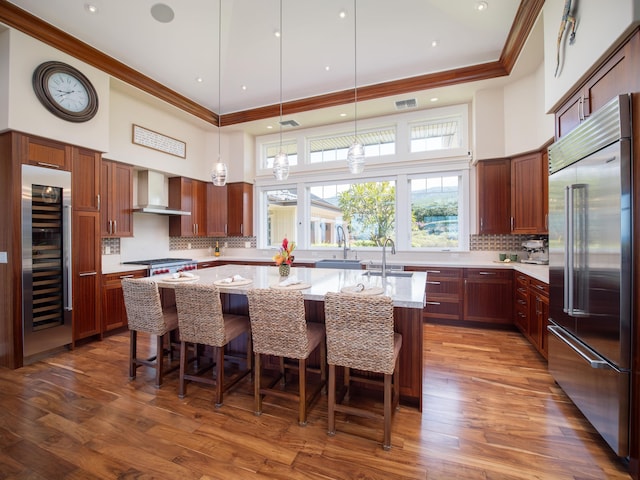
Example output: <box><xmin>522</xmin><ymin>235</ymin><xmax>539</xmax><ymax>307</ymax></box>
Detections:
<box><xmin>227</xmin><ymin>182</ymin><xmax>253</xmax><ymax>237</ymax></box>
<box><xmin>100</xmin><ymin>160</ymin><xmax>133</xmax><ymax>237</ymax></box>
<box><xmin>169</xmin><ymin>176</ymin><xmax>207</xmax><ymax>237</ymax></box>
<box><xmin>18</xmin><ymin>133</ymin><xmax>72</xmax><ymax>171</ymax></box>
<box><xmin>511</xmin><ymin>151</ymin><xmax>548</xmax><ymax>234</ymax></box>
<box><xmin>477</xmin><ymin>159</ymin><xmax>511</xmax><ymax>234</ymax></box>
<box><xmin>72</xmin><ymin>147</ymin><xmax>101</xmax><ymax>212</ymax></box>
<box><xmin>556</xmin><ymin>30</ymin><xmax>640</xmax><ymax>139</ymax></box>
<box><xmin>206</xmin><ymin>183</ymin><xmax>228</xmax><ymax>237</ymax></box>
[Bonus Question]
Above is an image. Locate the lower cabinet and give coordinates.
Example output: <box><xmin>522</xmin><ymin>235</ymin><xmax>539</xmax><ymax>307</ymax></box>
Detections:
<box><xmin>406</xmin><ymin>266</ymin><xmax>463</xmax><ymax>321</ymax></box>
<box><xmin>463</xmin><ymin>268</ymin><xmax>513</xmax><ymax>325</ymax></box>
<box><xmin>513</xmin><ymin>272</ymin><xmax>549</xmax><ymax>359</ymax></box>
<box><xmin>101</xmin><ymin>269</ymin><xmax>147</xmax><ymax>333</ymax></box>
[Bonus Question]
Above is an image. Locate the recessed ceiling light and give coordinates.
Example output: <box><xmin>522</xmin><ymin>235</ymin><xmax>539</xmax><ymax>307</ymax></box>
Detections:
<box><xmin>430</xmin><ymin>97</ymin><xmax>439</xmax><ymax>102</ymax></box>
<box><xmin>150</xmin><ymin>3</ymin><xmax>175</xmax><ymax>23</ymax></box>
<box><xmin>339</xmin><ymin>10</ymin><xmax>347</xmax><ymax>19</ymax></box>
<box><xmin>431</xmin><ymin>40</ymin><xmax>439</xmax><ymax>48</ymax></box>
<box><xmin>339</xmin><ymin>113</ymin><xmax>347</xmax><ymax>117</ymax></box>
<box><xmin>475</xmin><ymin>1</ymin><xmax>488</xmax><ymax>12</ymax></box>
<box><xmin>195</xmin><ymin>77</ymin><xmax>203</xmax><ymax>83</ymax></box>
<box><xmin>267</xmin><ymin>125</ymin><xmax>273</xmax><ymax>129</ymax></box>
<box><xmin>241</xmin><ymin>85</ymin><xmax>247</xmax><ymax>91</ymax></box>
<box><xmin>325</xmin><ymin>65</ymin><xmax>330</xmax><ymax>71</ymax></box>
<box><xmin>84</xmin><ymin>3</ymin><xmax>98</xmax><ymax>14</ymax></box>
<box><xmin>274</xmin><ymin>30</ymin><xmax>281</xmax><ymax>38</ymax></box>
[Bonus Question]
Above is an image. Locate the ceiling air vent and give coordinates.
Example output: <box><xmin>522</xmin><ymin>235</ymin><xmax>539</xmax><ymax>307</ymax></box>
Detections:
<box><xmin>395</xmin><ymin>98</ymin><xmax>417</xmax><ymax>110</ymax></box>
<box><xmin>279</xmin><ymin>119</ymin><xmax>300</xmax><ymax>127</ymax></box>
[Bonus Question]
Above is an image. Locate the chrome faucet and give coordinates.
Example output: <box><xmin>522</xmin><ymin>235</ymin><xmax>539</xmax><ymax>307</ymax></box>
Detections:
<box><xmin>381</xmin><ymin>238</ymin><xmax>396</xmax><ymax>278</ymax></box>
<box><xmin>336</xmin><ymin>225</ymin><xmax>349</xmax><ymax>259</ymax></box>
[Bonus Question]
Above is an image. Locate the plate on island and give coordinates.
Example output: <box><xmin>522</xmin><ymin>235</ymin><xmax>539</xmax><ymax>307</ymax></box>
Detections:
<box><xmin>162</xmin><ymin>275</ymin><xmax>199</xmax><ymax>282</ymax></box>
<box><xmin>341</xmin><ymin>285</ymin><xmax>384</xmax><ymax>295</ymax></box>
<box><xmin>214</xmin><ymin>278</ymin><xmax>253</xmax><ymax>287</ymax></box>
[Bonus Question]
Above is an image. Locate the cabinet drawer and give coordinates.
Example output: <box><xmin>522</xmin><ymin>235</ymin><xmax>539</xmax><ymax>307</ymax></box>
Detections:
<box><xmin>529</xmin><ymin>278</ymin><xmax>549</xmax><ymax>296</ymax></box>
<box><xmin>103</xmin><ymin>269</ymin><xmax>147</xmax><ymax>286</ymax></box>
<box><xmin>424</xmin><ymin>299</ymin><xmax>461</xmax><ymax>319</ymax></box>
<box><xmin>464</xmin><ymin>268</ymin><xmax>512</xmax><ymax>280</ymax></box>
<box><xmin>425</xmin><ymin>278</ymin><xmax>461</xmax><ymax>296</ymax></box>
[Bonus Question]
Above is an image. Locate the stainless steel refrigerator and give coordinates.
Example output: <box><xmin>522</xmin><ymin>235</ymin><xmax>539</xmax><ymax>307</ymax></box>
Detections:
<box><xmin>547</xmin><ymin>94</ymin><xmax>632</xmax><ymax>458</ymax></box>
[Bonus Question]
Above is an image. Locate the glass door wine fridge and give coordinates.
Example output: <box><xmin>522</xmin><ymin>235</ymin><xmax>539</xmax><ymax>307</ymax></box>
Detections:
<box><xmin>22</xmin><ymin>164</ymin><xmax>72</xmax><ymax>361</ymax></box>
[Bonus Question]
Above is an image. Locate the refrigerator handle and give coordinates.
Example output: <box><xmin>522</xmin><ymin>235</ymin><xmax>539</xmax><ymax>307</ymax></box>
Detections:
<box><xmin>564</xmin><ymin>185</ymin><xmax>574</xmax><ymax>314</ymax></box>
<box><xmin>64</xmin><ymin>204</ymin><xmax>73</xmax><ymax>311</ymax></box>
<box><xmin>547</xmin><ymin>325</ymin><xmax>609</xmax><ymax>369</ymax></box>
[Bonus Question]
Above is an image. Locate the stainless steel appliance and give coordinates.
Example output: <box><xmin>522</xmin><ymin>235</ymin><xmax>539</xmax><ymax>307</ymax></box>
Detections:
<box><xmin>122</xmin><ymin>258</ymin><xmax>197</xmax><ymax>276</ymax></box>
<box><xmin>521</xmin><ymin>239</ymin><xmax>548</xmax><ymax>264</ymax></box>
<box><xmin>547</xmin><ymin>94</ymin><xmax>631</xmax><ymax>458</ymax></box>
<box><xmin>22</xmin><ymin>164</ymin><xmax>73</xmax><ymax>360</ymax></box>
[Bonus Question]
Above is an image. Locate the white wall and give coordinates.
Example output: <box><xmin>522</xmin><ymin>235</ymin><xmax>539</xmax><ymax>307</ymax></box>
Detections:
<box><xmin>504</xmin><ymin>63</ymin><xmax>555</xmax><ymax>156</ymax></box>
<box><xmin>472</xmin><ymin>87</ymin><xmax>505</xmax><ymax>160</ymax></box>
<box><xmin>4</xmin><ymin>29</ymin><xmax>110</xmax><ymax>152</ymax></box>
<box><xmin>544</xmin><ymin>0</ymin><xmax>639</xmax><ymax>112</ymax></box>
<box><xmin>0</xmin><ymin>28</ymin><xmax>9</xmax><ymax>129</ymax></box>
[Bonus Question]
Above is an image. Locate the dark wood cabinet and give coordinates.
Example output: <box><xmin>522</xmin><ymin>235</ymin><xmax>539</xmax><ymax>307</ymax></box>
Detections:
<box><xmin>72</xmin><ymin>147</ymin><xmax>100</xmax><ymax>212</ymax></box>
<box><xmin>477</xmin><ymin>159</ymin><xmax>511</xmax><ymax>234</ymax></box>
<box><xmin>18</xmin><ymin>133</ymin><xmax>71</xmax><ymax>171</ymax></box>
<box><xmin>463</xmin><ymin>268</ymin><xmax>513</xmax><ymax>325</ymax></box>
<box><xmin>514</xmin><ymin>272</ymin><xmax>530</xmax><ymax>334</ymax></box>
<box><xmin>511</xmin><ymin>152</ymin><xmax>547</xmax><ymax>234</ymax></box>
<box><xmin>100</xmin><ymin>160</ymin><xmax>133</xmax><ymax>237</ymax></box>
<box><xmin>72</xmin><ymin>211</ymin><xmax>101</xmax><ymax>342</ymax></box>
<box><xmin>206</xmin><ymin>182</ymin><xmax>228</xmax><ymax>236</ymax></box>
<box><xmin>556</xmin><ymin>30</ymin><xmax>640</xmax><ymax>139</ymax></box>
<box><xmin>169</xmin><ymin>176</ymin><xmax>207</xmax><ymax>237</ymax></box>
<box><xmin>227</xmin><ymin>182</ymin><xmax>253</xmax><ymax>237</ymax></box>
<box><xmin>513</xmin><ymin>272</ymin><xmax>548</xmax><ymax>359</ymax></box>
<box><xmin>406</xmin><ymin>266</ymin><xmax>462</xmax><ymax>322</ymax></box>
<box><xmin>101</xmin><ymin>269</ymin><xmax>147</xmax><ymax>333</ymax></box>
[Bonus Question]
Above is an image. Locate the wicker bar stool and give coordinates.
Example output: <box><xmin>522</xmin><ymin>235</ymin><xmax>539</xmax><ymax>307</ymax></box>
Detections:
<box><xmin>246</xmin><ymin>288</ymin><xmax>326</xmax><ymax>426</ymax></box>
<box><xmin>323</xmin><ymin>292</ymin><xmax>402</xmax><ymax>450</ymax></box>
<box><xmin>121</xmin><ymin>278</ymin><xmax>180</xmax><ymax>388</ymax></box>
<box><xmin>173</xmin><ymin>283</ymin><xmax>252</xmax><ymax>407</ymax></box>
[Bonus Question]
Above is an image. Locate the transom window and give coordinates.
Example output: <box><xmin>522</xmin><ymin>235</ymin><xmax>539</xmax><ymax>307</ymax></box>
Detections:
<box><xmin>263</xmin><ymin>141</ymin><xmax>298</xmax><ymax>169</ymax></box>
<box><xmin>410</xmin><ymin>117</ymin><xmax>461</xmax><ymax>153</ymax></box>
<box><xmin>309</xmin><ymin>128</ymin><xmax>395</xmax><ymax>163</ymax></box>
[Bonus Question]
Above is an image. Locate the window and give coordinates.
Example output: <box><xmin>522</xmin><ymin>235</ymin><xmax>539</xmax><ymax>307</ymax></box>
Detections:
<box><xmin>308</xmin><ymin>128</ymin><xmax>395</xmax><ymax>164</ymax></box>
<box><xmin>263</xmin><ymin>141</ymin><xmax>298</xmax><ymax>169</ymax></box>
<box><xmin>410</xmin><ymin>174</ymin><xmax>461</xmax><ymax>248</ymax></box>
<box><xmin>410</xmin><ymin>118</ymin><xmax>461</xmax><ymax>153</ymax></box>
<box><xmin>265</xmin><ymin>189</ymin><xmax>297</xmax><ymax>247</ymax></box>
<box><xmin>309</xmin><ymin>180</ymin><xmax>396</xmax><ymax>248</ymax></box>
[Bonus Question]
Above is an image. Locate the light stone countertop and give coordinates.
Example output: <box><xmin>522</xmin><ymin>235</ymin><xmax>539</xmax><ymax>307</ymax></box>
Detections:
<box><xmin>152</xmin><ymin>264</ymin><xmax>427</xmax><ymax>309</ymax></box>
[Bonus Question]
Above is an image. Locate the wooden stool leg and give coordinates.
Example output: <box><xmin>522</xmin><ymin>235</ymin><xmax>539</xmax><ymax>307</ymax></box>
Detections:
<box><xmin>178</xmin><ymin>341</ymin><xmax>187</xmax><ymax>398</ymax></box>
<box><xmin>254</xmin><ymin>353</ymin><xmax>262</xmax><ymax>416</ymax></box>
<box><xmin>298</xmin><ymin>358</ymin><xmax>307</xmax><ymax>426</ymax></box>
<box><xmin>129</xmin><ymin>330</ymin><xmax>137</xmax><ymax>380</ymax></box>
<box><xmin>155</xmin><ymin>334</ymin><xmax>165</xmax><ymax>388</ymax></box>
<box><xmin>327</xmin><ymin>364</ymin><xmax>336</xmax><ymax>436</ymax></box>
<box><xmin>215</xmin><ymin>346</ymin><xmax>225</xmax><ymax>407</ymax></box>
<box><xmin>383</xmin><ymin>373</ymin><xmax>392</xmax><ymax>451</ymax></box>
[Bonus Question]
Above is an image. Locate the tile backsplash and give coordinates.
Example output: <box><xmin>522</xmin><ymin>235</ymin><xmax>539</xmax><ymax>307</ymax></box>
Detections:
<box><xmin>469</xmin><ymin>234</ymin><xmax>547</xmax><ymax>251</ymax></box>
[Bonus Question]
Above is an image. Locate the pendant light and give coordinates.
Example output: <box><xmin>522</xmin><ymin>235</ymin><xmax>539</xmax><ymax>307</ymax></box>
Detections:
<box><xmin>211</xmin><ymin>0</ymin><xmax>228</xmax><ymax>186</ymax></box>
<box><xmin>273</xmin><ymin>0</ymin><xmax>289</xmax><ymax>181</ymax></box>
<box><xmin>347</xmin><ymin>0</ymin><xmax>365</xmax><ymax>174</ymax></box>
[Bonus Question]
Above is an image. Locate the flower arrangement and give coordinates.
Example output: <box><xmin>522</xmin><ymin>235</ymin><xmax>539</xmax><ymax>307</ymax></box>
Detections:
<box><xmin>273</xmin><ymin>237</ymin><xmax>296</xmax><ymax>266</ymax></box>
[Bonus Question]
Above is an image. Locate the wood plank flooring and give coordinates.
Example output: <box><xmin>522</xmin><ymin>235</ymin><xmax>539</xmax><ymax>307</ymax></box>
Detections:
<box><xmin>0</xmin><ymin>323</ymin><xmax>632</xmax><ymax>479</ymax></box>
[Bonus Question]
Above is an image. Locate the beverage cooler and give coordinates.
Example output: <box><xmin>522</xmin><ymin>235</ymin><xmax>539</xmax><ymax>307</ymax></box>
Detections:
<box><xmin>22</xmin><ymin>164</ymin><xmax>72</xmax><ymax>361</ymax></box>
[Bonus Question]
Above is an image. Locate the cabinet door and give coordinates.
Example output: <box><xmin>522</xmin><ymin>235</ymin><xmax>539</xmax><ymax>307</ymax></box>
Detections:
<box><xmin>463</xmin><ymin>269</ymin><xmax>513</xmax><ymax>324</ymax></box>
<box><xmin>227</xmin><ymin>182</ymin><xmax>253</xmax><ymax>237</ymax></box>
<box><xmin>511</xmin><ymin>152</ymin><xmax>545</xmax><ymax>234</ymax></box>
<box><xmin>406</xmin><ymin>266</ymin><xmax>462</xmax><ymax>322</ymax></box>
<box><xmin>102</xmin><ymin>269</ymin><xmax>146</xmax><ymax>332</ymax></box>
<box><xmin>529</xmin><ymin>278</ymin><xmax>549</xmax><ymax>359</ymax></box>
<box><xmin>101</xmin><ymin>160</ymin><xmax>133</xmax><ymax>237</ymax></box>
<box><xmin>73</xmin><ymin>211</ymin><xmax>101</xmax><ymax>341</ymax></box>
<box><xmin>206</xmin><ymin>182</ymin><xmax>228</xmax><ymax>236</ymax></box>
<box><xmin>19</xmin><ymin>133</ymin><xmax>71</xmax><ymax>171</ymax></box>
<box><xmin>72</xmin><ymin>147</ymin><xmax>100</xmax><ymax>212</ymax></box>
<box><xmin>477</xmin><ymin>159</ymin><xmax>511</xmax><ymax>234</ymax></box>
<box><xmin>514</xmin><ymin>273</ymin><xmax>530</xmax><ymax>335</ymax></box>
<box><xmin>169</xmin><ymin>177</ymin><xmax>207</xmax><ymax>237</ymax></box>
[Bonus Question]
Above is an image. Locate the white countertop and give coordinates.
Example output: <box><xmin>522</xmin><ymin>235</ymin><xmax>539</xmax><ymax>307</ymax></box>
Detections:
<box><xmin>152</xmin><ymin>264</ymin><xmax>428</xmax><ymax>309</ymax></box>
<box><xmin>103</xmin><ymin>251</ymin><xmax>549</xmax><ymax>283</ymax></box>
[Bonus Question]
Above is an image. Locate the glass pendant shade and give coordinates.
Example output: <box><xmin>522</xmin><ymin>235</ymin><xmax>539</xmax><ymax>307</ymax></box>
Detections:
<box><xmin>347</xmin><ymin>142</ymin><xmax>365</xmax><ymax>174</ymax></box>
<box><xmin>273</xmin><ymin>151</ymin><xmax>289</xmax><ymax>181</ymax></box>
<box><xmin>211</xmin><ymin>160</ymin><xmax>227</xmax><ymax>186</ymax></box>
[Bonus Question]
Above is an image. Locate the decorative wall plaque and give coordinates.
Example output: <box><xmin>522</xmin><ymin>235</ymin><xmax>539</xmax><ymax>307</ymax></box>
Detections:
<box><xmin>132</xmin><ymin>124</ymin><xmax>186</xmax><ymax>158</ymax></box>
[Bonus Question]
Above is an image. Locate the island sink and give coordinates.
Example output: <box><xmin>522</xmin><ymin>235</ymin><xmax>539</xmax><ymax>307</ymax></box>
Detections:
<box><xmin>315</xmin><ymin>259</ymin><xmax>363</xmax><ymax>270</ymax></box>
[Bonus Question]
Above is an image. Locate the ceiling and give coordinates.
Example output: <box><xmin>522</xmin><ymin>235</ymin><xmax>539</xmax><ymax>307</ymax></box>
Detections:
<box><xmin>3</xmin><ymin>0</ymin><xmax>544</xmax><ymax>135</ymax></box>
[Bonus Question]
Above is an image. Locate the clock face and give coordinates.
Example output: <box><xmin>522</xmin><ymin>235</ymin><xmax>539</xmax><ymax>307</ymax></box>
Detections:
<box><xmin>46</xmin><ymin>72</ymin><xmax>90</xmax><ymax>113</ymax></box>
<box><xmin>32</xmin><ymin>61</ymin><xmax>99</xmax><ymax>122</ymax></box>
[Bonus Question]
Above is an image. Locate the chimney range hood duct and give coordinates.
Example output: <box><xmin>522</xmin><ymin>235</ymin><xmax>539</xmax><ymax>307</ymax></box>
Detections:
<box><xmin>134</xmin><ymin>170</ymin><xmax>191</xmax><ymax>216</ymax></box>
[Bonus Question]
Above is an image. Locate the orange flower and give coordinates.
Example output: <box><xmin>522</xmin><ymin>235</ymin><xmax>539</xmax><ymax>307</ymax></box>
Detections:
<box><xmin>273</xmin><ymin>237</ymin><xmax>296</xmax><ymax>265</ymax></box>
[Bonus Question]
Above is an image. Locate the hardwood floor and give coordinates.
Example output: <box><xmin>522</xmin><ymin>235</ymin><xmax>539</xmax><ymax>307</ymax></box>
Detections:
<box><xmin>0</xmin><ymin>323</ymin><xmax>631</xmax><ymax>479</ymax></box>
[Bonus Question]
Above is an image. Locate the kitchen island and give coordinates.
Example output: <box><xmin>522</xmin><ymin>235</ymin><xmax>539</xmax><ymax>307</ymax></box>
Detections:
<box><xmin>155</xmin><ymin>264</ymin><xmax>427</xmax><ymax>410</ymax></box>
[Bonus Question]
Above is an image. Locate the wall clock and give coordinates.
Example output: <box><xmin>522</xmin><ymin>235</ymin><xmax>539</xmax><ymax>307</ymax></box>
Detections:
<box><xmin>32</xmin><ymin>61</ymin><xmax>99</xmax><ymax>122</ymax></box>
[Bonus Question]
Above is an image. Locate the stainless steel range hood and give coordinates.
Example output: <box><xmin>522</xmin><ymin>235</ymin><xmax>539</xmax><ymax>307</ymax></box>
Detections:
<box><xmin>134</xmin><ymin>170</ymin><xmax>191</xmax><ymax>216</ymax></box>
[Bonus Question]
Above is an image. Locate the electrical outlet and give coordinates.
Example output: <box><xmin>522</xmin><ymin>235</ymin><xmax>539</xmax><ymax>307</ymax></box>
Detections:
<box><xmin>105</xmin><ymin>245</ymin><xmax>111</xmax><ymax>255</ymax></box>
<box><xmin>0</xmin><ymin>252</ymin><xmax>7</xmax><ymax>263</ymax></box>
<box><xmin>187</xmin><ymin>243</ymin><xmax>192</xmax><ymax>249</ymax></box>
<box><xmin>224</xmin><ymin>242</ymin><xmax>228</xmax><ymax>248</ymax></box>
